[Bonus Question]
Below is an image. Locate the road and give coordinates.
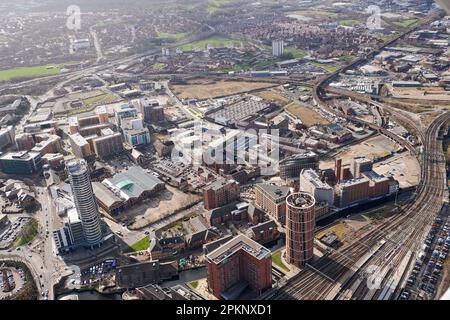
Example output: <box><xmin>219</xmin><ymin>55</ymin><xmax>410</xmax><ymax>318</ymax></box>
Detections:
<box><xmin>0</xmin><ymin>24</ymin><xmax>216</xmax><ymax>94</ymax></box>
<box><xmin>0</xmin><ymin>24</ymin><xmax>217</xmax><ymax>300</ymax></box>
<box><xmin>90</xmin><ymin>27</ymin><xmax>104</xmax><ymax>63</ymax></box>
<box><xmin>162</xmin><ymin>80</ymin><xmax>199</xmax><ymax>120</ymax></box>
<box><xmin>3</xmin><ymin>185</ymin><xmax>70</xmax><ymax>300</ymax></box>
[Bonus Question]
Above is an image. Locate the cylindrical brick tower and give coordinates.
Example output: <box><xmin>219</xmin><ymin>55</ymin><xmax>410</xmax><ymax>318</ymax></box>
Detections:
<box><xmin>286</xmin><ymin>192</ymin><xmax>316</xmax><ymax>267</ymax></box>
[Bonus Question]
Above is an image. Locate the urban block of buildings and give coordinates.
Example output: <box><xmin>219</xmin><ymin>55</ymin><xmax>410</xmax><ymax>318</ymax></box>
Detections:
<box><xmin>206</xmin><ymin>234</ymin><xmax>272</xmax><ymax>300</ymax></box>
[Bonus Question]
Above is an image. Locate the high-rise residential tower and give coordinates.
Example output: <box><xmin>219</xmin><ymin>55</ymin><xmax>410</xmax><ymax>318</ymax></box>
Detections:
<box><xmin>286</xmin><ymin>192</ymin><xmax>316</xmax><ymax>267</ymax></box>
<box><xmin>66</xmin><ymin>159</ymin><xmax>103</xmax><ymax>247</ymax></box>
<box><xmin>272</xmin><ymin>40</ymin><xmax>284</xmax><ymax>57</ymax></box>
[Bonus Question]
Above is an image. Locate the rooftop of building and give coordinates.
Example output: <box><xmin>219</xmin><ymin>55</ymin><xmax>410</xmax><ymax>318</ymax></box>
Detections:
<box><xmin>280</xmin><ymin>151</ymin><xmax>317</xmax><ymax>163</ymax></box>
<box><xmin>93</xmin><ymin>131</ymin><xmax>122</xmax><ymax>143</ymax></box>
<box><xmin>0</xmin><ymin>150</ymin><xmax>41</xmax><ymax>161</ymax></box>
<box><xmin>95</xmin><ymin>105</ymin><xmax>107</xmax><ymax>115</ymax></box>
<box><xmin>122</xmin><ymin>89</ymin><xmax>141</xmax><ymax>95</ymax></box>
<box><xmin>78</xmin><ymin>122</ymin><xmax>111</xmax><ymax>132</ymax></box>
<box><xmin>207</xmin><ymin>130</ymin><xmax>242</xmax><ymax>149</ymax></box>
<box><xmin>136</xmin><ymin>284</ymin><xmax>188</xmax><ymax>301</ymax></box>
<box><xmin>361</xmin><ymin>170</ymin><xmax>390</xmax><ymax>182</ymax></box>
<box><xmin>206</xmin><ymin>234</ymin><xmax>271</xmax><ymax>264</ymax></box>
<box><xmin>68</xmin><ymin>116</ymin><xmax>79</xmax><ymax>127</ymax></box>
<box><xmin>84</xmin><ymin>134</ymin><xmax>100</xmax><ymax>141</ymax></box>
<box><xmin>182</xmin><ymin>215</ymin><xmax>220</xmax><ymax>244</ymax></box>
<box><xmin>142</xmin><ymin>98</ymin><xmax>160</xmax><ymax>106</ymax></box>
<box><xmin>249</xmin><ymin>220</ymin><xmax>278</xmax><ymax>235</ymax></box>
<box><xmin>256</xmin><ymin>183</ymin><xmax>291</xmax><ymax>200</ymax></box>
<box><xmin>286</xmin><ymin>192</ymin><xmax>315</xmax><ymax>209</ymax></box>
<box><xmin>101</xmin><ymin>128</ymin><xmax>115</xmax><ymax>136</ymax></box>
<box><xmin>104</xmin><ymin>166</ymin><xmax>164</xmax><ymax>200</ymax></box>
<box><xmin>70</xmin><ymin>133</ymin><xmax>89</xmax><ymax>146</ymax></box>
<box><xmin>203</xmin><ymin>234</ymin><xmax>234</xmax><ymax>255</ymax></box>
<box><xmin>204</xmin><ymin>178</ymin><xmax>238</xmax><ymax>191</ymax></box>
<box><xmin>247</xmin><ymin>203</ymin><xmax>265</xmax><ymax>219</ymax></box>
<box><xmin>353</xmin><ymin>156</ymin><xmax>372</xmax><ymax>164</ymax></box>
<box><xmin>73</xmin><ymin>38</ymin><xmax>89</xmax><ymax>43</ymax></box>
<box><xmin>204</xmin><ymin>201</ymin><xmax>239</xmax><ymax>219</ymax></box>
<box><xmin>109</xmin><ymin>83</ymin><xmax>127</xmax><ymax>88</ymax></box>
<box><xmin>123</xmin><ymin>127</ymin><xmax>150</xmax><ymax>136</ymax></box>
<box><xmin>66</xmin><ymin>159</ymin><xmax>88</xmax><ymax>175</ymax></box>
<box><xmin>300</xmin><ymin>169</ymin><xmax>332</xmax><ymax>190</ymax></box>
<box><xmin>92</xmin><ymin>182</ymin><xmax>124</xmax><ymax>208</ymax></box>
<box><xmin>42</xmin><ymin>153</ymin><xmax>64</xmax><ymax>161</ymax></box>
<box><xmin>67</xmin><ymin>207</ymin><xmax>80</xmax><ymax>224</ymax></box>
<box><xmin>338</xmin><ymin>177</ymin><xmax>370</xmax><ymax>187</ymax></box>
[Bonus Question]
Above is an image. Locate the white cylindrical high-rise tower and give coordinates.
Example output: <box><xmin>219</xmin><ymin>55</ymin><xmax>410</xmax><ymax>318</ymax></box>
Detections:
<box><xmin>67</xmin><ymin>160</ymin><xmax>103</xmax><ymax>246</ymax></box>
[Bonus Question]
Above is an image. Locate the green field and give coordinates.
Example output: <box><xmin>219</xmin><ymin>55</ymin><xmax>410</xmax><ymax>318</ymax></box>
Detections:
<box><xmin>393</xmin><ymin>18</ymin><xmax>419</xmax><ymax>28</ymax></box>
<box><xmin>256</xmin><ymin>58</ymin><xmax>281</xmax><ymax>69</ymax></box>
<box><xmin>95</xmin><ymin>21</ymin><xmax>107</xmax><ymax>27</ymax></box>
<box><xmin>157</xmin><ymin>31</ymin><xmax>189</xmax><ymax>40</ymax></box>
<box><xmin>312</xmin><ymin>62</ymin><xmax>340</xmax><ymax>73</ymax></box>
<box><xmin>94</xmin><ymin>20</ymin><xmax>117</xmax><ymax>28</ymax></box>
<box><xmin>339</xmin><ymin>19</ymin><xmax>362</xmax><ymax>27</ymax></box>
<box><xmin>128</xmin><ymin>236</ymin><xmax>151</xmax><ymax>252</ymax></box>
<box><xmin>263</xmin><ymin>44</ymin><xmax>306</xmax><ymax>59</ymax></box>
<box><xmin>339</xmin><ymin>54</ymin><xmax>357</xmax><ymax>63</ymax></box>
<box><xmin>0</xmin><ymin>64</ymin><xmax>65</xmax><ymax>81</ymax></box>
<box><xmin>272</xmin><ymin>251</ymin><xmax>290</xmax><ymax>272</ymax></box>
<box><xmin>68</xmin><ymin>93</ymin><xmax>118</xmax><ymax>115</ymax></box>
<box><xmin>206</xmin><ymin>0</ymin><xmax>235</xmax><ymax>14</ymax></box>
<box><xmin>231</xmin><ymin>63</ymin><xmax>252</xmax><ymax>71</ymax></box>
<box><xmin>178</xmin><ymin>36</ymin><xmax>243</xmax><ymax>51</ymax></box>
<box><xmin>284</xmin><ymin>47</ymin><xmax>307</xmax><ymax>59</ymax></box>
<box><xmin>83</xmin><ymin>93</ymin><xmax>116</xmax><ymax>105</ymax></box>
<box><xmin>287</xmin><ymin>10</ymin><xmax>338</xmax><ymax>19</ymax></box>
<box><xmin>14</xmin><ymin>219</ymin><xmax>39</xmax><ymax>247</ymax></box>
<box><xmin>153</xmin><ymin>63</ymin><xmax>166</xmax><ymax>71</ymax></box>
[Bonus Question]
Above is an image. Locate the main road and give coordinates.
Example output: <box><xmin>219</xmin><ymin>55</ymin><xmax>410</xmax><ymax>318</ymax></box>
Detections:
<box><xmin>0</xmin><ymin>22</ymin><xmax>216</xmax><ymax>94</ymax></box>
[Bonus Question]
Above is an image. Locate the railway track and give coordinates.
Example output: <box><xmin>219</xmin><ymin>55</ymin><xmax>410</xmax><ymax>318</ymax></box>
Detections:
<box><xmin>336</xmin><ymin>113</ymin><xmax>448</xmax><ymax>300</ymax></box>
<box><xmin>265</xmin><ymin>9</ymin><xmax>450</xmax><ymax>301</ymax></box>
<box><xmin>270</xmin><ymin>111</ymin><xmax>449</xmax><ymax>300</ymax></box>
